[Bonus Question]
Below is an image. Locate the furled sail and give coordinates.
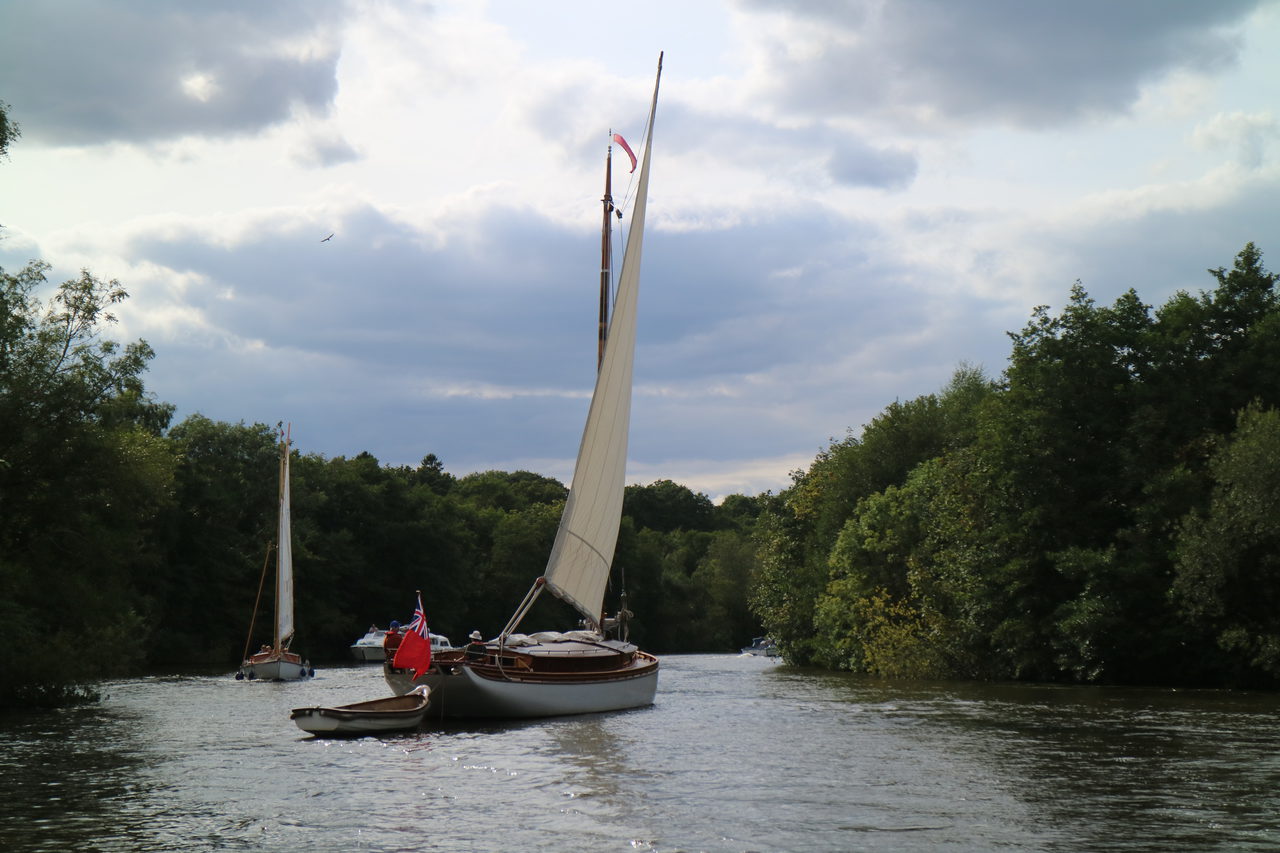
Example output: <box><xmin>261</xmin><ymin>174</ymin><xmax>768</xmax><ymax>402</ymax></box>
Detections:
<box><xmin>543</xmin><ymin>57</ymin><xmax>662</xmax><ymax>627</ymax></box>
<box><xmin>276</xmin><ymin>434</ymin><xmax>295</xmax><ymax>648</ymax></box>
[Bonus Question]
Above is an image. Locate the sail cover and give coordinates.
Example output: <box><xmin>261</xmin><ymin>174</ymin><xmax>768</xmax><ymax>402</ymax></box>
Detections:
<box><xmin>276</xmin><ymin>439</ymin><xmax>295</xmax><ymax>646</ymax></box>
<box><xmin>543</xmin><ymin>58</ymin><xmax>662</xmax><ymax>627</ymax></box>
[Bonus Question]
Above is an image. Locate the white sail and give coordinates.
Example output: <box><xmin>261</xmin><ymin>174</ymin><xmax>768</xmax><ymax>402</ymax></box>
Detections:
<box><xmin>543</xmin><ymin>59</ymin><xmax>662</xmax><ymax>626</ymax></box>
<box><xmin>276</xmin><ymin>434</ymin><xmax>295</xmax><ymax>647</ymax></box>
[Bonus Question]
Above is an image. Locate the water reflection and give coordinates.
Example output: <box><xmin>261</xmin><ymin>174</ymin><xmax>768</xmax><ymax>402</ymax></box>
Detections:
<box><xmin>0</xmin><ymin>704</ymin><xmax>154</xmax><ymax>851</ymax></box>
<box><xmin>761</xmin><ymin>669</ymin><xmax>1280</xmax><ymax>851</ymax></box>
<box><xmin>4</xmin><ymin>659</ymin><xmax>1280</xmax><ymax>852</ymax></box>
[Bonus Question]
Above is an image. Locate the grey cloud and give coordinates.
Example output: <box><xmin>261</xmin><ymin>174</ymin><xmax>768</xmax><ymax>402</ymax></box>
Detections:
<box><xmin>123</xmin><ymin>193</ymin><xmax>1020</xmax><ymax>476</ymax></box>
<box><xmin>738</xmin><ymin>0</ymin><xmax>1265</xmax><ymax>128</ymax></box>
<box><xmin>293</xmin><ymin>133</ymin><xmax>361</xmax><ymax>168</ymax></box>
<box><xmin>116</xmin><ymin>176</ymin><xmax>1280</xmax><ymax>487</ymax></box>
<box><xmin>536</xmin><ymin>89</ymin><xmax>919</xmax><ymax>191</ymax></box>
<box><xmin>670</xmin><ymin>108</ymin><xmax>918</xmax><ymax>190</ymax></box>
<box><xmin>827</xmin><ymin>139</ymin><xmax>916</xmax><ymax>188</ymax></box>
<box><xmin>1030</xmin><ymin>182</ymin><xmax>1280</xmax><ymax>310</ymax></box>
<box><xmin>0</xmin><ymin>1</ymin><xmax>344</xmax><ymax>145</ymax></box>
<box><xmin>129</xmin><ymin>203</ymin><xmax>595</xmax><ymax>389</ymax></box>
<box><xmin>629</xmin><ymin>208</ymin><xmax>1013</xmax><ymax>461</ymax></box>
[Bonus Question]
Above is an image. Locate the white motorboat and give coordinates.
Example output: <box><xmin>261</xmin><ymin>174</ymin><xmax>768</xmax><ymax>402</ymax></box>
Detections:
<box><xmin>740</xmin><ymin>636</ymin><xmax>779</xmax><ymax>657</ymax></box>
<box><xmin>349</xmin><ymin>626</ymin><xmax>387</xmax><ymax>661</ymax></box>
<box><xmin>353</xmin><ymin>626</ymin><xmax>455</xmax><ymax>662</ymax></box>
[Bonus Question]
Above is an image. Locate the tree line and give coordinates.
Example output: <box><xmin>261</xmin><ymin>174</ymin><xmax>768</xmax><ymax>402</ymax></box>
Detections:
<box><xmin>752</xmin><ymin>243</ymin><xmax>1280</xmax><ymax>690</ymax></box>
<box><xmin>0</xmin><ymin>259</ymin><xmax>766</xmax><ymax>707</ymax></box>
<box><xmin>5</xmin><ymin>243</ymin><xmax>1279</xmax><ymax>708</ymax></box>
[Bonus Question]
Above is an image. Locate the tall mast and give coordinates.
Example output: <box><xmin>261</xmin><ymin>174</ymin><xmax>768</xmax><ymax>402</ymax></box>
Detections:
<box><xmin>274</xmin><ymin>428</ymin><xmax>284</xmax><ymax>651</ymax></box>
<box><xmin>274</xmin><ymin>422</ymin><xmax>293</xmax><ymax>653</ymax></box>
<box><xmin>599</xmin><ymin>138</ymin><xmax>614</xmax><ymax>372</ymax></box>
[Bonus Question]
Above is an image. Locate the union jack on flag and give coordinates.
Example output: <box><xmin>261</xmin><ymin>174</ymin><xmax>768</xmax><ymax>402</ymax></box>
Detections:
<box><xmin>407</xmin><ymin>595</ymin><xmax>429</xmax><ymax>640</ymax></box>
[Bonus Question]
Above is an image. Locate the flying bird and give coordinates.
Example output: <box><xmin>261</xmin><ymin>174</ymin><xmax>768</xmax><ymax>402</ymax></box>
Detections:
<box><xmin>321</xmin><ymin>233</ymin><xmax>334</xmax><ymax>242</ymax></box>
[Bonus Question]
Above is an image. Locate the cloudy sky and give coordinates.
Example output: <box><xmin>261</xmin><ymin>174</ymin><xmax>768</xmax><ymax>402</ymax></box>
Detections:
<box><xmin>2</xmin><ymin>1</ymin><xmax>1278</xmax><ymax>500</ymax></box>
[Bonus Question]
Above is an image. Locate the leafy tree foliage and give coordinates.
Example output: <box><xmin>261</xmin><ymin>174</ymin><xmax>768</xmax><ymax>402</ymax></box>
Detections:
<box><xmin>151</xmin><ymin>416</ymin><xmax>278</xmax><ymax>664</ymax></box>
<box><xmin>0</xmin><ymin>99</ymin><xmax>18</xmax><ymax>160</ymax></box>
<box><xmin>1</xmin><ymin>263</ymin><xmax>173</xmax><ymax>707</ymax></box>
<box><xmin>754</xmin><ymin>244</ymin><xmax>1280</xmax><ymax>688</ymax></box>
<box><xmin>453</xmin><ymin>469</ymin><xmax>567</xmax><ymax>512</ymax></box>
<box><xmin>754</xmin><ymin>365</ymin><xmax>997</xmax><ymax>663</ymax></box>
<box><xmin>624</xmin><ymin>479</ymin><xmax>714</xmax><ymax>532</ymax></box>
<box><xmin>1173</xmin><ymin>404</ymin><xmax>1280</xmax><ymax>682</ymax></box>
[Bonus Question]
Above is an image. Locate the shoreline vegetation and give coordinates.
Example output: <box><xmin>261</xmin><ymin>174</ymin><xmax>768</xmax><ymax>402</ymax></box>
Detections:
<box><xmin>3</xmin><ymin>243</ymin><xmax>1279</xmax><ymax>708</ymax></box>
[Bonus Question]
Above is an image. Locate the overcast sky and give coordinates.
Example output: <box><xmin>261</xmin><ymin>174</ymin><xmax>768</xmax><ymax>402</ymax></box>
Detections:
<box><xmin>2</xmin><ymin>0</ymin><xmax>1278</xmax><ymax>500</ymax></box>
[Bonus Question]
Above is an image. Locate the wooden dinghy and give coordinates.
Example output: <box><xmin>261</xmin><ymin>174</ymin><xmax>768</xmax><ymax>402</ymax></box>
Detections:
<box><xmin>290</xmin><ymin>685</ymin><xmax>430</xmax><ymax>735</ymax></box>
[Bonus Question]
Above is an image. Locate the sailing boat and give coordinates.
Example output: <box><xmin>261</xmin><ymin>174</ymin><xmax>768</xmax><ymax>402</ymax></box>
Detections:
<box><xmin>238</xmin><ymin>424</ymin><xmax>312</xmax><ymax>681</ymax></box>
<box><xmin>385</xmin><ymin>55</ymin><xmax>664</xmax><ymax>717</ymax></box>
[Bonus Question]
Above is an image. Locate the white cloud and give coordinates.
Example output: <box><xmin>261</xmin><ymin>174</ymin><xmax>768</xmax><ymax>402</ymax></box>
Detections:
<box><xmin>180</xmin><ymin>73</ymin><xmax>220</xmax><ymax>104</ymax></box>
<box><xmin>1192</xmin><ymin>111</ymin><xmax>1280</xmax><ymax>168</ymax></box>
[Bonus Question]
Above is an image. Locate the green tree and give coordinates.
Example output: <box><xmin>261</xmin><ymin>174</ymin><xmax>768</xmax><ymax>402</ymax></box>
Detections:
<box><xmin>799</xmin><ymin>245</ymin><xmax>1280</xmax><ymax>686</ymax></box>
<box><xmin>0</xmin><ymin>99</ymin><xmax>18</xmax><ymax>160</ymax></box>
<box><xmin>453</xmin><ymin>469</ymin><xmax>567</xmax><ymax>512</ymax></box>
<box><xmin>752</xmin><ymin>367</ymin><xmax>994</xmax><ymax>663</ymax></box>
<box><xmin>412</xmin><ymin>453</ymin><xmax>455</xmax><ymax>495</ymax></box>
<box><xmin>152</xmin><ymin>416</ymin><xmax>278</xmax><ymax>664</ymax></box>
<box><xmin>287</xmin><ymin>450</ymin><xmax>475</xmax><ymax>656</ymax></box>
<box><xmin>1173</xmin><ymin>404</ymin><xmax>1280</xmax><ymax>682</ymax></box>
<box><xmin>691</xmin><ymin>528</ymin><xmax>762</xmax><ymax>650</ymax></box>
<box><xmin>479</xmin><ymin>501</ymin><xmax>564</xmax><ymax>633</ymax></box>
<box><xmin>613</xmin><ymin>524</ymin><xmax>713</xmax><ymax>652</ymax></box>
<box><xmin>623</xmin><ymin>479</ymin><xmax>714</xmax><ymax>532</ymax></box>
<box><xmin>713</xmin><ymin>492</ymin><xmax>767</xmax><ymax>530</ymax></box>
<box><xmin>0</xmin><ymin>263</ymin><xmax>173</xmax><ymax>707</ymax></box>
<box><xmin>957</xmin><ymin>284</ymin><xmax>1156</xmax><ymax>679</ymax></box>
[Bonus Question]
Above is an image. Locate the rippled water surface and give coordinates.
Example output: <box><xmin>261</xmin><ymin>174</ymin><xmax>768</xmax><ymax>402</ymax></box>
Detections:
<box><xmin>4</xmin><ymin>655</ymin><xmax>1280</xmax><ymax>851</ymax></box>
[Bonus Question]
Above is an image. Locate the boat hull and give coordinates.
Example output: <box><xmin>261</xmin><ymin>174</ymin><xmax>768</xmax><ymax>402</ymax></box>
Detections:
<box><xmin>385</xmin><ymin>654</ymin><xmax>658</xmax><ymax>719</ymax></box>
<box><xmin>291</xmin><ymin>690</ymin><xmax>430</xmax><ymax>735</ymax></box>
<box><xmin>241</xmin><ymin>650</ymin><xmax>310</xmax><ymax>681</ymax></box>
<box><xmin>292</xmin><ymin>709</ymin><xmax>425</xmax><ymax>734</ymax></box>
<box><xmin>349</xmin><ymin>643</ymin><xmax>386</xmax><ymax>662</ymax></box>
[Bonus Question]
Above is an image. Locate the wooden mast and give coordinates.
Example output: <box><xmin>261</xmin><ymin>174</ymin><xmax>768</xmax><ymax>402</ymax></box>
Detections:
<box><xmin>273</xmin><ymin>422</ymin><xmax>291</xmax><ymax>654</ymax></box>
<box><xmin>599</xmin><ymin>137</ymin><xmax>614</xmax><ymax>372</ymax></box>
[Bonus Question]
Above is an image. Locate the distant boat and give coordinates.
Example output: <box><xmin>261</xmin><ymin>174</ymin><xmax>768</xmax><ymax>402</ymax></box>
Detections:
<box><xmin>237</xmin><ymin>425</ymin><xmax>312</xmax><ymax>681</ymax></box>
<box><xmin>290</xmin><ymin>686</ymin><xmax>431</xmax><ymax>735</ymax></box>
<box><xmin>385</xmin><ymin>55</ymin><xmax>665</xmax><ymax>718</ymax></box>
<box><xmin>351</xmin><ymin>625</ymin><xmax>455</xmax><ymax>662</ymax></box>
<box><xmin>740</xmin><ymin>636</ymin><xmax>779</xmax><ymax>658</ymax></box>
<box><xmin>349</xmin><ymin>626</ymin><xmax>388</xmax><ymax>661</ymax></box>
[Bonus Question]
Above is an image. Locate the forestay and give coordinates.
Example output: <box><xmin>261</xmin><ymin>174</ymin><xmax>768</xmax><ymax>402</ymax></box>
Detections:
<box><xmin>541</xmin><ymin>59</ymin><xmax>662</xmax><ymax>627</ymax></box>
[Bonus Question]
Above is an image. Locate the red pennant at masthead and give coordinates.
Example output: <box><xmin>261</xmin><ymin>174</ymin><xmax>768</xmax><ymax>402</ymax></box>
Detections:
<box><xmin>613</xmin><ymin>133</ymin><xmax>637</xmax><ymax>173</ymax></box>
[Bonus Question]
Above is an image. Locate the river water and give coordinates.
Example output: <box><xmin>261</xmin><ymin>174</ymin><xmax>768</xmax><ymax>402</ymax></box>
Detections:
<box><xmin>3</xmin><ymin>654</ymin><xmax>1279</xmax><ymax>852</ymax></box>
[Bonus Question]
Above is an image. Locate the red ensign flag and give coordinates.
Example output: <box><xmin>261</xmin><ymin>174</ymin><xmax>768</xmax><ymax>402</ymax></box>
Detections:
<box><xmin>392</xmin><ymin>593</ymin><xmax>432</xmax><ymax>680</ymax></box>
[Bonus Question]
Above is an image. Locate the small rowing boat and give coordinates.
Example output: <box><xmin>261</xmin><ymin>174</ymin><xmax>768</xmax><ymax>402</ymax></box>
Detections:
<box><xmin>290</xmin><ymin>686</ymin><xmax>430</xmax><ymax>735</ymax></box>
